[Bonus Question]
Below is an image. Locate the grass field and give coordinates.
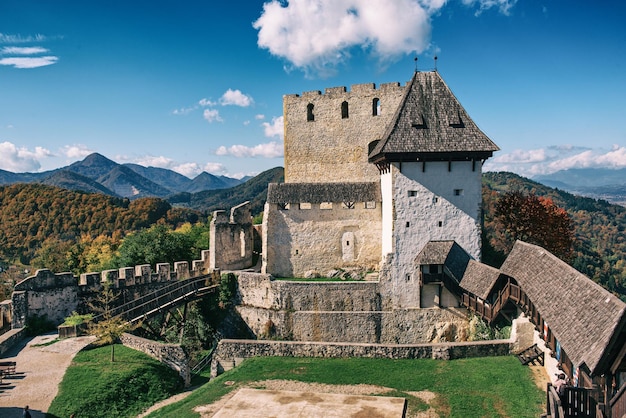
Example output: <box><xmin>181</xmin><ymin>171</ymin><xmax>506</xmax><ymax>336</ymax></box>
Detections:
<box><xmin>46</xmin><ymin>344</ymin><xmax>183</xmax><ymax>418</ymax></box>
<box><xmin>146</xmin><ymin>355</ymin><xmax>545</xmax><ymax>418</ymax></box>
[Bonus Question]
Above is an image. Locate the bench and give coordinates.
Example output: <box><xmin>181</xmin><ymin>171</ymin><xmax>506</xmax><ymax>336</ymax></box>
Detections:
<box><xmin>0</xmin><ymin>361</ymin><xmax>16</xmax><ymax>377</ymax></box>
<box><xmin>517</xmin><ymin>344</ymin><xmax>544</xmax><ymax>366</ymax></box>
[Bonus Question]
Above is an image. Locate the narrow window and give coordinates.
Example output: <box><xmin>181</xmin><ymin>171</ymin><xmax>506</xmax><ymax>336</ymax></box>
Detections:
<box><xmin>406</xmin><ymin>221</ymin><xmax>410</xmax><ymax>228</ymax></box>
<box><xmin>295</xmin><ymin>249</ymin><xmax>299</xmax><ymax>255</ymax></box>
<box><xmin>408</xmin><ymin>190</ymin><xmax>417</xmax><ymax>197</ymax></box>
<box><xmin>372</xmin><ymin>98</ymin><xmax>381</xmax><ymax>116</ymax></box>
<box><xmin>307</xmin><ymin>103</ymin><xmax>315</xmax><ymax>121</ymax></box>
<box><xmin>406</xmin><ymin>273</ymin><xmax>411</xmax><ymax>282</ymax></box>
<box><xmin>433</xmin><ymin>197</ymin><xmax>439</xmax><ymax>203</ymax></box>
<box><xmin>341</xmin><ymin>101</ymin><xmax>349</xmax><ymax>119</ymax></box>
<box><xmin>438</xmin><ymin>221</ymin><xmax>443</xmax><ymax>227</ymax></box>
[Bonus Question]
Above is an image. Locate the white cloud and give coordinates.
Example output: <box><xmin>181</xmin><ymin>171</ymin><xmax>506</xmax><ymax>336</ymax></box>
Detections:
<box><xmin>0</xmin><ymin>33</ymin><xmax>47</xmax><ymax>44</ymax></box>
<box><xmin>216</xmin><ymin>141</ymin><xmax>284</xmax><ymax>158</ymax></box>
<box><xmin>262</xmin><ymin>116</ymin><xmax>284</xmax><ymax>139</ymax></box>
<box><xmin>198</xmin><ymin>98</ymin><xmax>216</xmax><ymax>107</ymax></box>
<box><xmin>62</xmin><ymin>144</ymin><xmax>94</xmax><ymax>159</ymax></box>
<box><xmin>253</xmin><ymin>0</ymin><xmax>436</xmax><ymax>74</ymax></box>
<box><xmin>1</xmin><ymin>46</ymin><xmax>49</xmax><ymax>55</ymax></box>
<box><xmin>0</xmin><ymin>56</ymin><xmax>58</xmax><ymax>69</ymax></box>
<box><xmin>172</xmin><ymin>106</ymin><xmax>196</xmax><ymax>115</ymax></box>
<box><xmin>484</xmin><ymin>145</ymin><xmax>626</xmax><ymax>177</ymax></box>
<box><xmin>203</xmin><ymin>108</ymin><xmax>223</xmax><ymax>123</ymax></box>
<box><xmin>255</xmin><ymin>114</ymin><xmax>266</xmax><ymax>120</ymax></box>
<box><xmin>461</xmin><ymin>0</ymin><xmax>518</xmax><ymax>16</ymax></box>
<box><xmin>253</xmin><ymin>0</ymin><xmax>518</xmax><ymax>75</ymax></box>
<box><xmin>0</xmin><ymin>141</ymin><xmax>52</xmax><ymax>172</ymax></box>
<box><xmin>219</xmin><ymin>89</ymin><xmax>253</xmax><ymax>107</ymax></box>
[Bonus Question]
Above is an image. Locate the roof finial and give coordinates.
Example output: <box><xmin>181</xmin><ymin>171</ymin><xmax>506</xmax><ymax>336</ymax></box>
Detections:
<box><xmin>434</xmin><ymin>55</ymin><xmax>438</xmax><ymax>71</ymax></box>
<box><xmin>414</xmin><ymin>56</ymin><xmax>418</xmax><ymax>72</ymax></box>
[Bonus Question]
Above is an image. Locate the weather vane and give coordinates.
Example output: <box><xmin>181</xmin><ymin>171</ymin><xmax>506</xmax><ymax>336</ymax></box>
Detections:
<box><xmin>434</xmin><ymin>55</ymin><xmax>438</xmax><ymax>71</ymax></box>
<box><xmin>414</xmin><ymin>56</ymin><xmax>418</xmax><ymax>72</ymax></box>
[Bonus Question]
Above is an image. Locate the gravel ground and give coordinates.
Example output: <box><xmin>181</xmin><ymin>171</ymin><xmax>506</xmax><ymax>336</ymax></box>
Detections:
<box><xmin>0</xmin><ymin>333</ymin><xmax>95</xmax><ymax>418</ymax></box>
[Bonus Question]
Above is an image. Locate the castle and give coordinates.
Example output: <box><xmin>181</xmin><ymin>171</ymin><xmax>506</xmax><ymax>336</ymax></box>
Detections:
<box><xmin>261</xmin><ymin>70</ymin><xmax>498</xmax><ymax>309</ymax></box>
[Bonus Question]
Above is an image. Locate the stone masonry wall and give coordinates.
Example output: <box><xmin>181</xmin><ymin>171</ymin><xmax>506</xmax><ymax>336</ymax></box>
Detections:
<box><xmin>262</xmin><ymin>199</ymin><xmax>382</xmax><ymax>278</ymax></box>
<box><xmin>210</xmin><ymin>201</ymin><xmax>254</xmax><ymax>271</ymax></box>
<box><xmin>235</xmin><ymin>272</ymin><xmax>470</xmax><ymax>344</ymax></box>
<box><xmin>120</xmin><ymin>333</ymin><xmax>191</xmax><ymax>387</ymax></box>
<box><xmin>211</xmin><ymin>338</ymin><xmax>512</xmax><ymax>377</ymax></box>
<box><xmin>283</xmin><ymin>81</ymin><xmax>406</xmax><ymax>183</ymax></box>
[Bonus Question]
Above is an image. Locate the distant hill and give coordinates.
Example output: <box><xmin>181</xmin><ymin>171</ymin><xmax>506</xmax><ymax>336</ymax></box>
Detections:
<box><xmin>0</xmin><ymin>152</ymin><xmax>245</xmax><ymax>199</ymax></box>
<box><xmin>168</xmin><ymin>166</ymin><xmax>284</xmax><ymax>215</ymax></box>
<box><xmin>483</xmin><ymin>171</ymin><xmax>626</xmax><ymax>299</ymax></box>
<box><xmin>533</xmin><ymin>168</ymin><xmax>626</xmax><ymax>206</ymax></box>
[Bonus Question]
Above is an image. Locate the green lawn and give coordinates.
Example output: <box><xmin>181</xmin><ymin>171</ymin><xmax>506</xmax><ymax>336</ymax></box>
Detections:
<box><xmin>146</xmin><ymin>355</ymin><xmax>545</xmax><ymax>418</ymax></box>
<box><xmin>47</xmin><ymin>344</ymin><xmax>183</xmax><ymax>418</ymax></box>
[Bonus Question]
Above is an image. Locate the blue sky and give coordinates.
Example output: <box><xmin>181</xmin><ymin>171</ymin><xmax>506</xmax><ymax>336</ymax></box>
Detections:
<box><xmin>1</xmin><ymin>0</ymin><xmax>625</xmax><ymax>179</ymax></box>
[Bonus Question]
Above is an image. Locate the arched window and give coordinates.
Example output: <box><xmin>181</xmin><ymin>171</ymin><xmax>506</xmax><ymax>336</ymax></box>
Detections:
<box><xmin>372</xmin><ymin>98</ymin><xmax>381</xmax><ymax>116</ymax></box>
<box><xmin>307</xmin><ymin>103</ymin><xmax>315</xmax><ymax>121</ymax></box>
<box><xmin>341</xmin><ymin>101</ymin><xmax>349</xmax><ymax>119</ymax></box>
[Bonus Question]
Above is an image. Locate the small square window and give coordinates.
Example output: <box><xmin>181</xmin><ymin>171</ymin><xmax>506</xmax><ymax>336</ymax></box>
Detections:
<box><xmin>364</xmin><ymin>201</ymin><xmax>376</xmax><ymax>209</ymax></box>
<box><xmin>454</xmin><ymin>189</ymin><xmax>464</xmax><ymax>196</ymax></box>
<box><xmin>408</xmin><ymin>190</ymin><xmax>418</xmax><ymax>197</ymax></box>
<box><xmin>299</xmin><ymin>202</ymin><xmax>311</xmax><ymax>210</ymax></box>
<box><xmin>320</xmin><ymin>202</ymin><xmax>333</xmax><ymax>210</ymax></box>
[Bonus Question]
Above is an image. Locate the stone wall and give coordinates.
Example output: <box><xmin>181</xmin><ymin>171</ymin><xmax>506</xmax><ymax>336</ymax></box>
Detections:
<box><xmin>210</xmin><ymin>201</ymin><xmax>254</xmax><ymax>271</ymax></box>
<box><xmin>235</xmin><ymin>272</ymin><xmax>470</xmax><ymax>344</ymax></box>
<box><xmin>120</xmin><ymin>333</ymin><xmax>191</xmax><ymax>387</ymax></box>
<box><xmin>262</xmin><ymin>199</ymin><xmax>382</xmax><ymax>278</ymax></box>
<box><xmin>0</xmin><ymin>327</ymin><xmax>27</xmax><ymax>356</ymax></box>
<box><xmin>283</xmin><ymin>81</ymin><xmax>406</xmax><ymax>183</ymax></box>
<box><xmin>10</xmin><ymin>250</ymin><xmax>211</xmax><ymax>329</ymax></box>
<box><xmin>211</xmin><ymin>338</ymin><xmax>512</xmax><ymax>377</ymax></box>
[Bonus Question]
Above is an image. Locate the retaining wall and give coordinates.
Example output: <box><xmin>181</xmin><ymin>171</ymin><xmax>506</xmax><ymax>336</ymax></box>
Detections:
<box><xmin>211</xmin><ymin>338</ymin><xmax>513</xmax><ymax>377</ymax></box>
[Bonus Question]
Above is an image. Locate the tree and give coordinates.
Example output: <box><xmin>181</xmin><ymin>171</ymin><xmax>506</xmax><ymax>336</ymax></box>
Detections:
<box><xmin>492</xmin><ymin>190</ymin><xmax>574</xmax><ymax>261</ymax></box>
<box><xmin>114</xmin><ymin>224</ymin><xmax>195</xmax><ymax>268</ymax></box>
<box><xmin>88</xmin><ymin>284</ymin><xmax>135</xmax><ymax>362</ymax></box>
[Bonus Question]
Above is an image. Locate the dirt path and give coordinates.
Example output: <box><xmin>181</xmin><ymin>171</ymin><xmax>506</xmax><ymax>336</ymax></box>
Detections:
<box><xmin>0</xmin><ymin>333</ymin><xmax>95</xmax><ymax>418</ymax></box>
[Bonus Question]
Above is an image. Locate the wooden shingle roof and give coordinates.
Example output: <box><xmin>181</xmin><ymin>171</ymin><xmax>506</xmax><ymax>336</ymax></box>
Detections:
<box><xmin>369</xmin><ymin>71</ymin><xmax>499</xmax><ymax>164</ymax></box>
<box><xmin>415</xmin><ymin>240</ymin><xmax>471</xmax><ymax>283</ymax></box>
<box><xmin>459</xmin><ymin>260</ymin><xmax>502</xmax><ymax>300</ymax></box>
<box><xmin>500</xmin><ymin>241</ymin><xmax>626</xmax><ymax>375</ymax></box>
<box><xmin>267</xmin><ymin>182</ymin><xmax>381</xmax><ymax>204</ymax></box>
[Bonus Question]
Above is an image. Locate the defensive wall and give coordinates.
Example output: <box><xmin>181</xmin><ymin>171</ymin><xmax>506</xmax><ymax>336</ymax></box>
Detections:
<box><xmin>9</xmin><ymin>250</ymin><xmax>212</xmax><ymax>329</ymax></box>
<box><xmin>209</xmin><ymin>201</ymin><xmax>255</xmax><ymax>272</ymax></box>
<box><xmin>235</xmin><ymin>272</ymin><xmax>470</xmax><ymax>344</ymax></box>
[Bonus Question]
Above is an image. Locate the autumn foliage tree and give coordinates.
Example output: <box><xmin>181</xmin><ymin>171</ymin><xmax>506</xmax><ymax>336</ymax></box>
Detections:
<box><xmin>491</xmin><ymin>190</ymin><xmax>574</xmax><ymax>261</ymax></box>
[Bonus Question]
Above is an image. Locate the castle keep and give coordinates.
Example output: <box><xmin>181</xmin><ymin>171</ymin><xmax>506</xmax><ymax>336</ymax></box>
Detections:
<box><xmin>261</xmin><ymin>71</ymin><xmax>498</xmax><ymax>309</ymax></box>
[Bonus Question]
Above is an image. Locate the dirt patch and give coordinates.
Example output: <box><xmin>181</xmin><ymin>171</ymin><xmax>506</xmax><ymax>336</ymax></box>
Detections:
<box><xmin>194</xmin><ymin>380</ymin><xmax>440</xmax><ymax>418</ymax></box>
<box><xmin>530</xmin><ymin>365</ymin><xmax>551</xmax><ymax>390</ymax></box>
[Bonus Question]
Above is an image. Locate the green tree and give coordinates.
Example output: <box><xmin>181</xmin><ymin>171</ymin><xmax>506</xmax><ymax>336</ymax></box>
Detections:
<box><xmin>88</xmin><ymin>284</ymin><xmax>135</xmax><ymax>362</ymax></box>
<box><xmin>114</xmin><ymin>224</ymin><xmax>195</xmax><ymax>268</ymax></box>
<box><xmin>30</xmin><ymin>238</ymin><xmax>73</xmax><ymax>273</ymax></box>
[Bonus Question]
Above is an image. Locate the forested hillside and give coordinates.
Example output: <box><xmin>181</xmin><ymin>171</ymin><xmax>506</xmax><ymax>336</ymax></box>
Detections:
<box><xmin>483</xmin><ymin>172</ymin><xmax>626</xmax><ymax>299</ymax></box>
<box><xmin>0</xmin><ymin>183</ymin><xmax>201</xmax><ymax>266</ymax></box>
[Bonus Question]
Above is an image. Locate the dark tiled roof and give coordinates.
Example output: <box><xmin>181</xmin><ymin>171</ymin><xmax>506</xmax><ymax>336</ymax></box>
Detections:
<box><xmin>415</xmin><ymin>240</ymin><xmax>472</xmax><ymax>283</ymax></box>
<box><xmin>459</xmin><ymin>260</ymin><xmax>502</xmax><ymax>300</ymax></box>
<box><xmin>369</xmin><ymin>71</ymin><xmax>499</xmax><ymax>163</ymax></box>
<box><xmin>267</xmin><ymin>182</ymin><xmax>381</xmax><ymax>204</ymax></box>
<box><xmin>500</xmin><ymin>241</ymin><xmax>626</xmax><ymax>374</ymax></box>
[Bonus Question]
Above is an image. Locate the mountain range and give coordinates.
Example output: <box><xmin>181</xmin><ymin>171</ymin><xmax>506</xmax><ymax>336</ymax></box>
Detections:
<box><xmin>533</xmin><ymin>168</ymin><xmax>626</xmax><ymax>207</ymax></box>
<box><xmin>0</xmin><ymin>153</ymin><xmax>247</xmax><ymax>199</ymax></box>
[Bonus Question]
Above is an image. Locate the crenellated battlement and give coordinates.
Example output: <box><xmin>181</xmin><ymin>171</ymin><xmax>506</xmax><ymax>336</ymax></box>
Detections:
<box><xmin>287</xmin><ymin>80</ymin><xmax>406</xmax><ymax>99</ymax></box>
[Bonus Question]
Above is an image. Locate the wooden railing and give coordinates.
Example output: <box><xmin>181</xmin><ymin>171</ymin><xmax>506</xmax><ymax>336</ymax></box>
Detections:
<box><xmin>546</xmin><ymin>383</ymin><xmax>601</xmax><ymax>418</ymax></box>
<box><xmin>610</xmin><ymin>383</ymin><xmax>626</xmax><ymax>418</ymax></box>
<box><xmin>547</xmin><ymin>383</ymin><xmax>566</xmax><ymax>418</ymax></box>
<box><xmin>92</xmin><ymin>272</ymin><xmax>220</xmax><ymax>324</ymax></box>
